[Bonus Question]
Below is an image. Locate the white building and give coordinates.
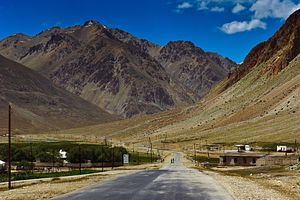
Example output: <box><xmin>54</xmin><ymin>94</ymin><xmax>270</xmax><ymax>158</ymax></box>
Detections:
<box><xmin>0</xmin><ymin>160</ymin><xmax>6</xmax><ymax>171</ymax></box>
<box><xmin>59</xmin><ymin>149</ymin><xmax>67</xmax><ymax>159</ymax></box>
<box><xmin>234</xmin><ymin>144</ymin><xmax>252</xmax><ymax>152</ymax></box>
<box><xmin>276</xmin><ymin>145</ymin><xmax>295</xmax><ymax>152</ymax></box>
<box><xmin>277</xmin><ymin>145</ymin><xmax>287</xmax><ymax>152</ymax></box>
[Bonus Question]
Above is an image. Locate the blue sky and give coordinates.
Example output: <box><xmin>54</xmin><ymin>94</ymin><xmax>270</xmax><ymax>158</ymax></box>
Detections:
<box><xmin>0</xmin><ymin>0</ymin><xmax>300</xmax><ymax>63</ymax></box>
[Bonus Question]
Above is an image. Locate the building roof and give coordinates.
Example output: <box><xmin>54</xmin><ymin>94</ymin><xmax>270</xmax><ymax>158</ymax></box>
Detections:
<box><xmin>0</xmin><ymin>160</ymin><xmax>5</xmax><ymax>164</ymax></box>
<box><xmin>220</xmin><ymin>151</ymin><xmax>266</xmax><ymax>157</ymax></box>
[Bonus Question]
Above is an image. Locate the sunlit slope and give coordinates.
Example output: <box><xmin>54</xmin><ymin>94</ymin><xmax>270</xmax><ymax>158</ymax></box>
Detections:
<box><xmin>39</xmin><ymin>54</ymin><xmax>300</xmax><ymax>147</ymax></box>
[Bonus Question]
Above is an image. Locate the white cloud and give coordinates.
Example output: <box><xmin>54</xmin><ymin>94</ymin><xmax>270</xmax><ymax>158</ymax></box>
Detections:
<box><xmin>211</xmin><ymin>6</ymin><xmax>225</xmax><ymax>12</ymax></box>
<box><xmin>220</xmin><ymin>19</ymin><xmax>267</xmax><ymax>34</ymax></box>
<box><xmin>197</xmin><ymin>1</ymin><xmax>209</xmax><ymax>10</ymax></box>
<box><xmin>177</xmin><ymin>2</ymin><xmax>193</xmax><ymax>9</ymax></box>
<box><xmin>250</xmin><ymin>0</ymin><xmax>300</xmax><ymax>19</ymax></box>
<box><xmin>195</xmin><ymin>0</ymin><xmax>253</xmax><ymax>11</ymax></box>
<box><xmin>232</xmin><ymin>3</ymin><xmax>246</xmax><ymax>13</ymax></box>
<box><xmin>174</xmin><ymin>0</ymin><xmax>300</xmax><ymax>34</ymax></box>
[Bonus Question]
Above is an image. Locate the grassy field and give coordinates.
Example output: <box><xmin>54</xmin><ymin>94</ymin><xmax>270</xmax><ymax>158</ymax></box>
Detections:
<box><xmin>0</xmin><ymin>169</ymin><xmax>99</xmax><ymax>183</ymax></box>
<box><xmin>128</xmin><ymin>152</ymin><xmax>160</xmax><ymax>165</ymax></box>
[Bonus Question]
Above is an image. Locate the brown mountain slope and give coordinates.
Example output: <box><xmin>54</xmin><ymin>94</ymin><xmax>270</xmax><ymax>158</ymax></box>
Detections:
<box><xmin>156</xmin><ymin>41</ymin><xmax>236</xmax><ymax>97</ymax></box>
<box><xmin>224</xmin><ymin>9</ymin><xmax>300</xmax><ymax>91</ymax></box>
<box><xmin>0</xmin><ymin>55</ymin><xmax>119</xmax><ymax>133</ymax></box>
<box><xmin>35</xmin><ymin>9</ymin><xmax>300</xmax><ymax>148</ymax></box>
<box><xmin>0</xmin><ymin>21</ymin><xmax>235</xmax><ymax>117</ymax></box>
<box><xmin>110</xmin><ymin>30</ymin><xmax>236</xmax><ymax>98</ymax></box>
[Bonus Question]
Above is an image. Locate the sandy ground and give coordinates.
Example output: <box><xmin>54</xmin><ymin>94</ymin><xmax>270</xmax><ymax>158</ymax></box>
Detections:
<box><xmin>207</xmin><ymin>171</ymin><xmax>294</xmax><ymax>200</ymax></box>
<box><xmin>182</xmin><ymin>155</ymin><xmax>300</xmax><ymax>200</ymax></box>
<box><xmin>202</xmin><ymin>165</ymin><xmax>300</xmax><ymax>200</ymax></box>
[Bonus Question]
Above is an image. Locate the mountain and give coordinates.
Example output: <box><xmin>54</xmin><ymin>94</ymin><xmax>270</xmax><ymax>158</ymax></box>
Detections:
<box><xmin>110</xmin><ymin>30</ymin><xmax>236</xmax><ymax>98</ymax></box>
<box><xmin>223</xmin><ymin>9</ymin><xmax>300</xmax><ymax>91</ymax></box>
<box><xmin>52</xmin><ymin>9</ymin><xmax>300</xmax><ymax>147</ymax></box>
<box><xmin>0</xmin><ymin>55</ymin><xmax>119</xmax><ymax>132</ymax></box>
<box><xmin>155</xmin><ymin>41</ymin><xmax>236</xmax><ymax>97</ymax></box>
<box><xmin>151</xmin><ymin>8</ymin><xmax>300</xmax><ymax>145</ymax></box>
<box><xmin>0</xmin><ymin>21</ymin><xmax>235</xmax><ymax>117</ymax></box>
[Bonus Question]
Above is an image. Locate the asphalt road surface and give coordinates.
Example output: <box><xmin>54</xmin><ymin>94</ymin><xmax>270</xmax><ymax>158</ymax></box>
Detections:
<box><xmin>55</xmin><ymin>153</ymin><xmax>233</xmax><ymax>200</ymax></box>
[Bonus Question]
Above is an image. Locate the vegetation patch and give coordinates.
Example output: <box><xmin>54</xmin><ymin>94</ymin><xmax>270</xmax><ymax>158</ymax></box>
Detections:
<box><xmin>128</xmin><ymin>152</ymin><xmax>160</xmax><ymax>165</ymax></box>
<box><xmin>0</xmin><ymin>169</ymin><xmax>99</xmax><ymax>183</ymax></box>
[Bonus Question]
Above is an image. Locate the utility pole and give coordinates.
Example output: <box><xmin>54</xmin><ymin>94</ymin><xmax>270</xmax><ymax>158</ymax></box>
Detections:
<box><xmin>101</xmin><ymin>145</ymin><xmax>104</xmax><ymax>172</ymax></box>
<box><xmin>111</xmin><ymin>146</ymin><xmax>114</xmax><ymax>170</ymax></box>
<box><xmin>79</xmin><ymin>145</ymin><xmax>81</xmax><ymax>174</ymax></box>
<box><xmin>52</xmin><ymin>149</ymin><xmax>55</xmax><ymax>172</ymax></box>
<box><xmin>163</xmin><ymin>134</ymin><xmax>167</xmax><ymax>150</ymax></box>
<box><xmin>149</xmin><ymin>137</ymin><xmax>153</xmax><ymax>163</ymax></box>
<box><xmin>206</xmin><ymin>140</ymin><xmax>210</xmax><ymax>158</ymax></box>
<box><xmin>194</xmin><ymin>143</ymin><xmax>196</xmax><ymax>163</ymax></box>
<box><xmin>8</xmin><ymin>105</ymin><xmax>12</xmax><ymax>190</ymax></box>
<box><xmin>30</xmin><ymin>142</ymin><xmax>33</xmax><ymax>173</ymax></box>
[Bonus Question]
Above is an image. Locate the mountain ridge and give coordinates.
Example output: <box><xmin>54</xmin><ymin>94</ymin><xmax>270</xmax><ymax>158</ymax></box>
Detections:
<box><xmin>0</xmin><ymin>21</ymin><xmax>236</xmax><ymax>117</ymax></box>
<box><xmin>0</xmin><ymin>54</ymin><xmax>119</xmax><ymax>132</ymax></box>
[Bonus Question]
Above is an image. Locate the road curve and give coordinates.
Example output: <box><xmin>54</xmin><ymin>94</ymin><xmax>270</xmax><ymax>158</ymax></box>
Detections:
<box><xmin>55</xmin><ymin>153</ymin><xmax>233</xmax><ymax>200</ymax></box>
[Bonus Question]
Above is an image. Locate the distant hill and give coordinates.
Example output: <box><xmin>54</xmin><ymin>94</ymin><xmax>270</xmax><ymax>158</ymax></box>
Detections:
<box><xmin>0</xmin><ymin>55</ymin><xmax>119</xmax><ymax>133</ymax></box>
<box><xmin>0</xmin><ymin>21</ymin><xmax>235</xmax><ymax>117</ymax></box>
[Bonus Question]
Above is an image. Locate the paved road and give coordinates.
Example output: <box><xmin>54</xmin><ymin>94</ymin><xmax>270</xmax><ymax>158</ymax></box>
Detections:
<box><xmin>56</xmin><ymin>153</ymin><xmax>233</xmax><ymax>200</ymax></box>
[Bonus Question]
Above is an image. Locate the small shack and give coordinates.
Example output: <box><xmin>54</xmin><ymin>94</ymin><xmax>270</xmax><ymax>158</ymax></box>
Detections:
<box><xmin>234</xmin><ymin>144</ymin><xmax>252</xmax><ymax>152</ymax></box>
<box><xmin>276</xmin><ymin>145</ymin><xmax>295</xmax><ymax>152</ymax></box>
<box><xmin>219</xmin><ymin>152</ymin><xmax>266</xmax><ymax>166</ymax></box>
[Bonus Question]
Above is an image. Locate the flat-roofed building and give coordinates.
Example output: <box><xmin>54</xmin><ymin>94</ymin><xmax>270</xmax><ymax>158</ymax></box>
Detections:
<box><xmin>219</xmin><ymin>152</ymin><xmax>266</xmax><ymax>166</ymax></box>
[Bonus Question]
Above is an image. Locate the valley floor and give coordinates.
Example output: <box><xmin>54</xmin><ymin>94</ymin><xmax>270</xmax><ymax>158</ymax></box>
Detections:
<box><xmin>208</xmin><ymin>170</ymin><xmax>300</xmax><ymax>200</ymax></box>
<box><xmin>0</xmin><ymin>153</ymin><xmax>298</xmax><ymax>200</ymax></box>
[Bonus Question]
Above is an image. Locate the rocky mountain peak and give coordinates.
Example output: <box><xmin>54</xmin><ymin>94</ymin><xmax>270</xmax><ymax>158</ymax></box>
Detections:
<box><xmin>83</xmin><ymin>20</ymin><xmax>107</xmax><ymax>29</ymax></box>
<box><xmin>225</xmin><ymin>9</ymin><xmax>300</xmax><ymax>89</ymax></box>
<box><xmin>0</xmin><ymin>20</ymin><xmax>236</xmax><ymax>118</ymax></box>
<box><xmin>158</xmin><ymin>41</ymin><xmax>205</xmax><ymax>64</ymax></box>
<box><xmin>164</xmin><ymin>41</ymin><xmax>205</xmax><ymax>53</ymax></box>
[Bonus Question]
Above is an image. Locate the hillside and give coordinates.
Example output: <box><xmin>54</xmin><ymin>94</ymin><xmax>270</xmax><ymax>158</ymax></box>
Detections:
<box><xmin>0</xmin><ymin>21</ymin><xmax>235</xmax><ymax>117</ymax></box>
<box><xmin>0</xmin><ymin>55</ymin><xmax>119</xmax><ymax>133</ymax></box>
<box><xmin>32</xmin><ymin>9</ymin><xmax>300</xmax><ymax>149</ymax></box>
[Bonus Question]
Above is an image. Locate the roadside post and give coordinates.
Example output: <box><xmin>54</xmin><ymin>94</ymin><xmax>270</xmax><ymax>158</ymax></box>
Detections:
<box><xmin>8</xmin><ymin>105</ymin><xmax>12</xmax><ymax>190</ymax></box>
